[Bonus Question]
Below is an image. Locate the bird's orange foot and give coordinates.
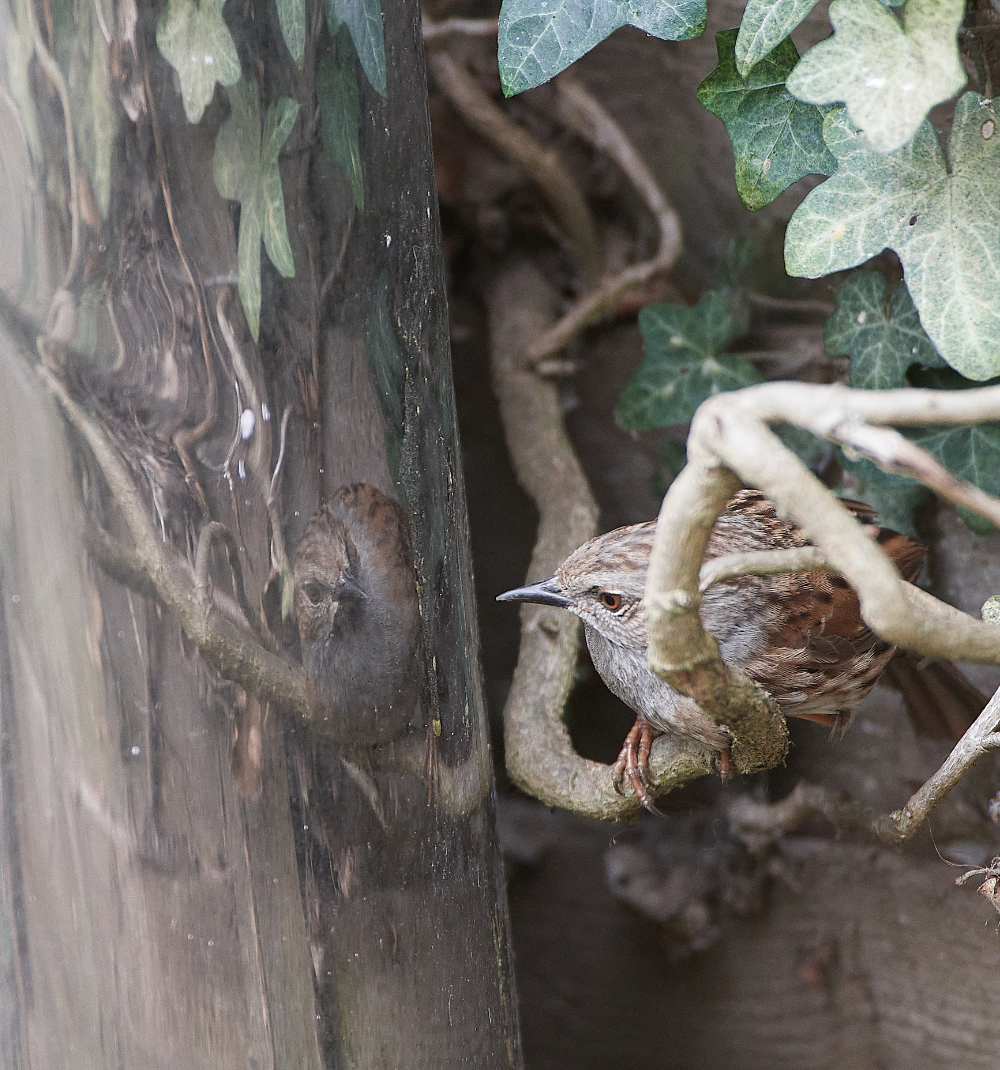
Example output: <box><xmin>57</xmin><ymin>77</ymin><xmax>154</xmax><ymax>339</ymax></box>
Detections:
<box><xmin>611</xmin><ymin>717</ymin><xmax>661</xmax><ymax>814</ymax></box>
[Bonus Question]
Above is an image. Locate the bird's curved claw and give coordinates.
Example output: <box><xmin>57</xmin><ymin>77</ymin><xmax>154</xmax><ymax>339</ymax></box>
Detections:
<box><xmin>612</xmin><ymin>718</ymin><xmax>662</xmax><ymax>814</ymax></box>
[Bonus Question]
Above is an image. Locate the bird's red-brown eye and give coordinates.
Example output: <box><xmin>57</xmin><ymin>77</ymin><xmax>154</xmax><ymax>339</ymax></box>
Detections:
<box><xmin>600</xmin><ymin>592</ymin><xmax>623</xmax><ymax>611</ymax></box>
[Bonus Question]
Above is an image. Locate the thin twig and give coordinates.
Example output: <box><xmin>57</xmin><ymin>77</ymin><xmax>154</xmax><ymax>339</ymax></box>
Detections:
<box><xmin>887</xmin><ymin>685</ymin><xmax>1000</xmax><ymax>841</ymax></box>
<box><xmin>426</xmin><ymin>51</ymin><xmax>603</xmax><ymax>285</ymax></box>
<box><xmin>193</xmin><ymin>521</ymin><xmax>255</xmax><ymax>628</ymax></box>
<box><xmin>525</xmin><ymin>74</ymin><xmax>683</xmax><ymax>362</ymax></box>
<box><xmin>699</xmin><ymin>546</ymin><xmax>834</xmax><ymax>591</ymax></box>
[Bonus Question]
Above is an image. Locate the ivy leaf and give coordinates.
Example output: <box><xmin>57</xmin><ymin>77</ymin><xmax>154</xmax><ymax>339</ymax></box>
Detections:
<box><xmin>824</xmin><ymin>272</ymin><xmax>945</xmax><ymax>389</ymax></box>
<box><xmin>697</xmin><ymin>31</ymin><xmax>836</xmax><ymax>210</ymax></box>
<box><xmin>498</xmin><ymin>0</ymin><xmax>706</xmax><ymax>96</ymax></box>
<box><xmin>213</xmin><ymin>81</ymin><xmax>299</xmax><ymax>340</ymax></box>
<box><xmin>276</xmin><ymin>0</ymin><xmax>305</xmax><ymax>69</ymax></box>
<box><xmin>915</xmin><ymin>426</ymin><xmax>1000</xmax><ymax>533</ymax></box>
<box><xmin>735</xmin><ymin>0</ymin><xmax>821</xmax><ymax>77</ymax></box>
<box><xmin>785</xmin><ymin>95</ymin><xmax>1000</xmax><ymax>381</ymax></box>
<box><xmin>325</xmin><ymin>0</ymin><xmax>385</xmax><ymax>95</ymax></box>
<box><xmin>616</xmin><ymin>292</ymin><xmax>762</xmax><ymax>429</ymax></box>
<box><xmin>318</xmin><ymin>39</ymin><xmax>364</xmax><ymax>210</ymax></box>
<box><xmin>786</xmin><ymin>0</ymin><xmax>965</xmax><ymax>154</ymax></box>
<box><xmin>156</xmin><ymin>0</ymin><xmax>241</xmax><ymax>124</ymax></box>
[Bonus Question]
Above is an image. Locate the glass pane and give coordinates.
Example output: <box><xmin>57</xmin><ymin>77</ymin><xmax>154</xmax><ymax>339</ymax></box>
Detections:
<box><xmin>0</xmin><ymin>0</ymin><xmax>521</xmax><ymax>1065</ymax></box>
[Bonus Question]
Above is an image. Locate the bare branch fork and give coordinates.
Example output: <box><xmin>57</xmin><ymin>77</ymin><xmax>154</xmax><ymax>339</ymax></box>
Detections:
<box><xmin>647</xmin><ymin>381</ymin><xmax>1000</xmax><ymax>843</ymax></box>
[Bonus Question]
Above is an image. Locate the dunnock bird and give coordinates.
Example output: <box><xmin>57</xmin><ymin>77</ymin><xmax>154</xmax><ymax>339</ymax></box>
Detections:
<box><xmin>498</xmin><ymin>489</ymin><xmax>925</xmax><ymax>810</ymax></box>
<box><xmin>294</xmin><ymin>483</ymin><xmax>420</xmax><ymax>744</ymax></box>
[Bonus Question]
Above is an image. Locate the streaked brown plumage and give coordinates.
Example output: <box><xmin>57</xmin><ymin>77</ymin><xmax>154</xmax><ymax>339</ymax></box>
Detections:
<box><xmin>498</xmin><ymin>489</ymin><xmax>926</xmax><ymax>810</ymax></box>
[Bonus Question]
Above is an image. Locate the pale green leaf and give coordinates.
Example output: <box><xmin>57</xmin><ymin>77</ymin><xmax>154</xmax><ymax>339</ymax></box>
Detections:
<box><xmin>157</xmin><ymin>0</ymin><xmax>241</xmax><ymax>124</ymax></box>
<box><xmin>326</xmin><ymin>0</ymin><xmax>385</xmax><ymax>95</ymax></box>
<box><xmin>498</xmin><ymin>0</ymin><xmax>706</xmax><ymax>96</ymax></box>
<box><xmin>318</xmin><ymin>42</ymin><xmax>364</xmax><ymax>210</ymax></box>
<box><xmin>213</xmin><ymin>81</ymin><xmax>299</xmax><ymax>339</ymax></box>
<box><xmin>697</xmin><ymin>31</ymin><xmax>835</xmax><ymax>210</ymax></box>
<box><xmin>824</xmin><ymin>272</ymin><xmax>944</xmax><ymax>388</ymax></box>
<box><xmin>276</xmin><ymin>0</ymin><xmax>306</xmax><ymax>69</ymax></box>
<box><xmin>617</xmin><ymin>292</ymin><xmax>761</xmax><ymax>429</ymax></box>
<box><xmin>735</xmin><ymin>0</ymin><xmax>821</xmax><ymax>76</ymax></box>
<box><xmin>785</xmin><ymin>95</ymin><xmax>1000</xmax><ymax>380</ymax></box>
<box><xmin>786</xmin><ymin>0</ymin><xmax>965</xmax><ymax>153</ymax></box>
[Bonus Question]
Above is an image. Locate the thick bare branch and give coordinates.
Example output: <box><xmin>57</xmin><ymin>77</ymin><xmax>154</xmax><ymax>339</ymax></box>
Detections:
<box><xmin>39</xmin><ymin>365</ymin><xmax>316</xmax><ymax>723</ymax></box>
<box><xmin>489</xmin><ymin>261</ymin><xmax>715</xmax><ymax>819</ymax></box>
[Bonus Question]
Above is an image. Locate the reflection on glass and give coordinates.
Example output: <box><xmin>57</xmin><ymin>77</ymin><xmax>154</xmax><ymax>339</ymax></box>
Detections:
<box><xmin>0</xmin><ymin>0</ymin><xmax>521</xmax><ymax>1063</ymax></box>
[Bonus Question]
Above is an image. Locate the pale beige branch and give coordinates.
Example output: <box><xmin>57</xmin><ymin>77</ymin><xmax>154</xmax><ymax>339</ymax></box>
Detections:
<box><xmin>525</xmin><ymin>74</ymin><xmax>683</xmax><ymax>362</ymax></box>
<box><xmin>427</xmin><ymin>52</ymin><xmax>603</xmax><ymax>284</ymax></box>
<box><xmin>835</xmin><ymin>420</ymin><xmax>1000</xmax><ymax>528</ymax></box>
<box><xmin>699</xmin><ymin>546</ymin><xmax>833</xmax><ymax>591</ymax></box>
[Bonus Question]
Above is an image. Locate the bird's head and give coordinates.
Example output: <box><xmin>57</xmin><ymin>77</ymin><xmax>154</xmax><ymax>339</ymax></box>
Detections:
<box><xmin>293</xmin><ymin>507</ymin><xmax>368</xmax><ymax>645</ymax></box>
<box><xmin>497</xmin><ymin>522</ymin><xmax>654</xmax><ymax>648</ymax></box>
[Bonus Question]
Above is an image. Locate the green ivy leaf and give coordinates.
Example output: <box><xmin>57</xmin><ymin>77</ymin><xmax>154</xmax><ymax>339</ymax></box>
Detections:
<box><xmin>785</xmin><ymin>95</ymin><xmax>1000</xmax><ymax>381</ymax></box>
<box><xmin>498</xmin><ymin>0</ymin><xmax>706</xmax><ymax>96</ymax></box>
<box><xmin>824</xmin><ymin>272</ymin><xmax>945</xmax><ymax>388</ymax></box>
<box><xmin>276</xmin><ymin>0</ymin><xmax>306</xmax><ymax>69</ymax></box>
<box><xmin>325</xmin><ymin>0</ymin><xmax>385</xmax><ymax>95</ymax></box>
<box><xmin>697</xmin><ymin>31</ymin><xmax>836</xmax><ymax>210</ymax></box>
<box><xmin>915</xmin><ymin>426</ymin><xmax>1000</xmax><ymax>533</ymax></box>
<box><xmin>786</xmin><ymin>0</ymin><xmax>965</xmax><ymax>154</ymax></box>
<box><xmin>318</xmin><ymin>38</ymin><xmax>364</xmax><ymax>210</ymax></box>
<box><xmin>735</xmin><ymin>0</ymin><xmax>821</xmax><ymax>76</ymax></box>
<box><xmin>616</xmin><ymin>292</ymin><xmax>761</xmax><ymax>429</ymax></box>
<box><xmin>156</xmin><ymin>0</ymin><xmax>241</xmax><ymax>124</ymax></box>
<box><xmin>213</xmin><ymin>81</ymin><xmax>299</xmax><ymax>340</ymax></box>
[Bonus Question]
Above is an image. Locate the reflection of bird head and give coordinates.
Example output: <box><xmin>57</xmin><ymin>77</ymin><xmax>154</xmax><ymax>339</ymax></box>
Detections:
<box><xmin>294</xmin><ymin>484</ymin><xmax>420</xmax><ymax>742</ymax></box>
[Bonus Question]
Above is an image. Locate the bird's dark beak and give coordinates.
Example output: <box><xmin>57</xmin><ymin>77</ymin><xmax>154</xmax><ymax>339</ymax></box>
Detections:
<box><xmin>496</xmin><ymin>576</ymin><xmax>572</xmax><ymax>609</ymax></box>
<box><xmin>335</xmin><ymin>573</ymin><xmax>368</xmax><ymax>601</ymax></box>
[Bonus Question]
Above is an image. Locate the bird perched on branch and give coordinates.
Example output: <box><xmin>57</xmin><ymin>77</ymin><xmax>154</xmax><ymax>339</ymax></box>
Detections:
<box><xmin>294</xmin><ymin>483</ymin><xmax>420</xmax><ymax>745</ymax></box>
<box><xmin>498</xmin><ymin>489</ymin><xmax>929</xmax><ymax>811</ymax></box>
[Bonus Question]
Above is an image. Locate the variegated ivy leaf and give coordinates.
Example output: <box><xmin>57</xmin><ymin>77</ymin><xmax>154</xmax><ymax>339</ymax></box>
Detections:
<box><xmin>213</xmin><ymin>81</ymin><xmax>299</xmax><ymax>340</ymax></box>
<box><xmin>156</xmin><ymin>0</ymin><xmax>241</xmax><ymax>124</ymax></box>
<box><xmin>735</xmin><ymin>0</ymin><xmax>821</xmax><ymax>77</ymax></box>
<box><xmin>786</xmin><ymin>0</ymin><xmax>965</xmax><ymax>153</ymax></box>
<box><xmin>785</xmin><ymin>96</ymin><xmax>1000</xmax><ymax>380</ymax></box>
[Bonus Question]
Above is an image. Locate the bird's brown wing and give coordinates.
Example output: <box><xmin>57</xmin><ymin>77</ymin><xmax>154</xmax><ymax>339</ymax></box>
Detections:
<box><xmin>711</xmin><ymin>490</ymin><xmax>926</xmax><ymax>721</ymax></box>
